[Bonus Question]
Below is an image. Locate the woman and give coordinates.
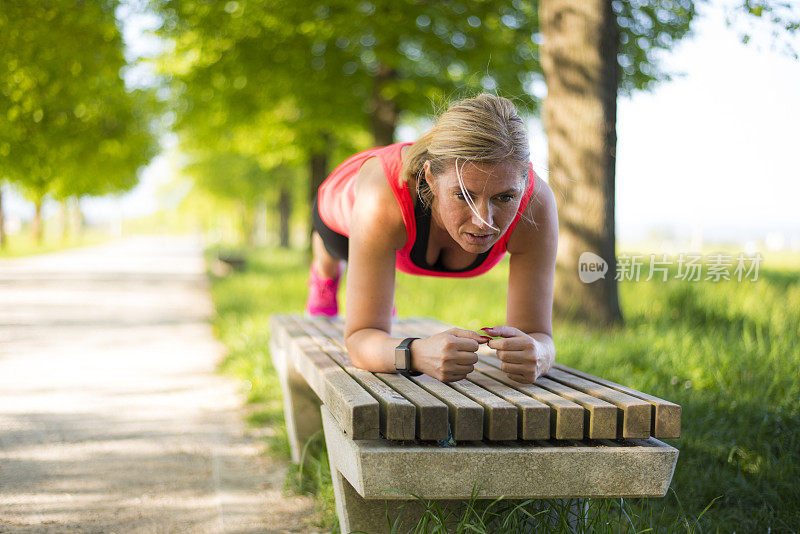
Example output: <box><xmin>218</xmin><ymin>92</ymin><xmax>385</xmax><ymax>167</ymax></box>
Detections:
<box><xmin>306</xmin><ymin>94</ymin><xmax>558</xmax><ymax>384</ymax></box>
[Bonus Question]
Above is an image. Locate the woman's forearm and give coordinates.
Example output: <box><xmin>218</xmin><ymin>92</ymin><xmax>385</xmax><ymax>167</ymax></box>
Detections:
<box><xmin>345</xmin><ymin>328</ymin><xmax>412</xmax><ymax>373</ymax></box>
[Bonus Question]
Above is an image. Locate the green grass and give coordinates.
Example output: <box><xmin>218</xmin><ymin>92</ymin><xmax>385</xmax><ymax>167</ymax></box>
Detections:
<box><xmin>208</xmin><ymin>245</ymin><xmax>800</xmax><ymax>532</ymax></box>
<box><xmin>0</xmin><ymin>231</ymin><xmax>110</xmax><ymax>258</ymax></box>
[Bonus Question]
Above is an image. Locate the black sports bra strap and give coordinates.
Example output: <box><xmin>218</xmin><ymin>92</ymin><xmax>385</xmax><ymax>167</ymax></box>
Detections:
<box><xmin>409</xmin><ymin>201</ymin><xmax>492</xmax><ymax>273</ymax></box>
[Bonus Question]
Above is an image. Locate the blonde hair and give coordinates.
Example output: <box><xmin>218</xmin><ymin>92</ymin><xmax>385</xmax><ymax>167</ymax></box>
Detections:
<box><xmin>402</xmin><ymin>94</ymin><xmax>531</xmax><ymax>227</ymax></box>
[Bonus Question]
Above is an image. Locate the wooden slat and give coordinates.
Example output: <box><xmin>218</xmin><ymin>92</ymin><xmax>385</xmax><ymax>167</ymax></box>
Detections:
<box><xmin>270</xmin><ymin>313</ymin><xmax>298</xmax><ymax>354</ymax></box>
<box><xmin>272</xmin><ymin>314</ymin><xmax>380</xmax><ymax>439</ymax></box>
<box><xmin>544</xmin><ymin>368</ymin><xmax>651</xmax><ymax>439</ymax></box>
<box><xmin>553</xmin><ymin>363</ymin><xmax>681</xmax><ymax>439</ymax></box>
<box><xmin>403</xmin><ymin>317</ymin><xmax>452</xmax><ymax>334</ymax></box>
<box><xmin>404</xmin><ymin>319</ymin><xmax>560</xmax><ymax>440</ymax></box>
<box><xmin>366</xmin><ymin>321</ymin><xmax>483</xmax><ymax>441</ymax></box>
<box><xmin>323</xmin><ymin>316</ymin><xmax>677</xmax><ymax>441</ymax></box>
<box><xmin>466</xmin><ymin>370</ymin><xmax>550</xmax><ymax>440</ymax></box>
<box><xmin>269</xmin><ymin>314</ymin><xmax>290</xmax><ymax>360</ymax></box>
<box><xmin>331</xmin><ymin>320</ymin><xmax>483</xmax><ymax>441</ymax></box>
<box><xmin>448</xmin><ymin>378</ymin><xmax>518</xmax><ymax>440</ymax></box>
<box><xmin>473</xmin><ymin>360</ymin><xmax>583</xmax><ymax>440</ymax></box>
<box><xmin>309</xmin><ymin>317</ymin><xmax>449</xmax><ymax>441</ymax></box>
<box><xmin>290</xmin><ymin>314</ymin><xmax>680</xmax><ymax>442</ymax></box>
<box><xmin>394</xmin><ymin>318</ymin><xmax>637</xmax><ymax>440</ymax></box>
<box><xmin>397</xmin><ymin>319</ymin><xmax>519</xmax><ymax>441</ymax></box>
<box><xmin>534</xmin><ymin>377</ymin><xmax>617</xmax><ymax>440</ymax></box>
<box><xmin>376</xmin><ymin>373</ymin><xmax>449</xmax><ymax>440</ymax></box>
<box><xmin>288</xmin><ymin>315</ymin><xmax>416</xmax><ymax>441</ymax></box>
<box><xmin>411</xmin><ymin>317</ymin><xmax>677</xmax><ymax>439</ymax></box>
<box><xmin>299</xmin><ymin>317</ymin><xmax>418</xmax><ymax>441</ymax></box>
<box><xmin>409</xmin><ymin>374</ymin><xmax>484</xmax><ymax>441</ymax></box>
<box><xmin>478</xmin><ymin>352</ymin><xmax>617</xmax><ymax>439</ymax></box>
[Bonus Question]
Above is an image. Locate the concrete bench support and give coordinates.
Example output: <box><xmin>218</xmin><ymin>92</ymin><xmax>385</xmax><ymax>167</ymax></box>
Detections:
<box><xmin>321</xmin><ymin>406</ymin><xmax>677</xmax><ymax>533</ymax></box>
<box><xmin>271</xmin><ymin>336</ymin><xmax>323</xmax><ymax>463</ymax></box>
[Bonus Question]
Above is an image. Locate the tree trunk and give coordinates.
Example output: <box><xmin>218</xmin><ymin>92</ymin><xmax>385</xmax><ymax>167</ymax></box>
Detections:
<box><xmin>238</xmin><ymin>200</ymin><xmax>252</xmax><ymax>247</ymax></box>
<box><xmin>0</xmin><ymin>186</ymin><xmax>6</xmax><ymax>249</ymax></box>
<box><xmin>68</xmin><ymin>197</ymin><xmax>84</xmax><ymax>237</ymax></box>
<box><xmin>309</xmin><ymin>140</ymin><xmax>330</xmax><ymax>203</ymax></box>
<box><xmin>369</xmin><ymin>63</ymin><xmax>399</xmax><ymax>146</ymax></box>
<box><xmin>33</xmin><ymin>197</ymin><xmax>44</xmax><ymax>245</ymax></box>
<box><xmin>308</xmin><ymin>132</ymin><xmax>331</xmax><ymax>236</ymax></box>
<box><xmin>249</xmin><ymin>200</ymin><xmax>267</xmax><ymax>246</ymax></box>
<box><xmin>540</xmin><ymin>0</ymin><xmax>623</xmax><ymax>326</ymax></box>
<box><xmin>278</xmin><ymin>187</ymin><xmax>291</xmax><ymax>248</ymax></box>
<box><xmin>59</xmin><ymin>200</ymin><xmax>69</xmax><ymax>242</ymax></box>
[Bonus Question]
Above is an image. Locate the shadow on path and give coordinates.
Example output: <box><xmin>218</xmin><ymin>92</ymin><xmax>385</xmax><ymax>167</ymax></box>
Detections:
<box><xmin>0</xmin><ymin>236</ymin><xmax>316</xmax><ymax>532</ymax></box>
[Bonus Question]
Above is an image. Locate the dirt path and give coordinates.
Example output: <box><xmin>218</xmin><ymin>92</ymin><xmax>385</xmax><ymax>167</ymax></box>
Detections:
<box><xmin>0</xmin><ymin>236</ymin><xmax>317</xmax><ymax>533</ymax></box>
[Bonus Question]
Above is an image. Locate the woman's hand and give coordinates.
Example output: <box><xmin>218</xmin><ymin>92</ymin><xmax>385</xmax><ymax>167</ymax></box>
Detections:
<box><xmin>411</xmin><ymin>328</ymin><xmax>487</xmax><ymax>382</ymax></box>
<box><xmin>481</xmin><ymin>325</ymin><xmax>552</xmax><ymax>384</ymax></box>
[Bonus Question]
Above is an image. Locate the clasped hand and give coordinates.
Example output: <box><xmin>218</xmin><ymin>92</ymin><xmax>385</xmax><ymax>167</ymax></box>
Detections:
<box><xmin>412</xmin><ymin>326</ymin><xmax>551</xmax><ymax>384</ymax></box>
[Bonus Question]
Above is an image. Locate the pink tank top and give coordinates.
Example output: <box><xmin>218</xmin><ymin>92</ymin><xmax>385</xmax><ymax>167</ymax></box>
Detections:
<box><xmin>317</xmin><ymin>142</ymin><xmax>536</xmax><ymax>278</ymax></box>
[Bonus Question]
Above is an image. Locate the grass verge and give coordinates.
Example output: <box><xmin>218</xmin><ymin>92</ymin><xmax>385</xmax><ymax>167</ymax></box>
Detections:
<box><xmin>0</xmin><ymin>231</ymin><xmax>110</xmax><ymax>258</ymax></box>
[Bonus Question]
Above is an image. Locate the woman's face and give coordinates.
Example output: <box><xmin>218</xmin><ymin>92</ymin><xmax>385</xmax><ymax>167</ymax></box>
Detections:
<box><xmin>424</xmin><ymin>159</ymin><xmax>526</xmax><ymax>254</ymax></box>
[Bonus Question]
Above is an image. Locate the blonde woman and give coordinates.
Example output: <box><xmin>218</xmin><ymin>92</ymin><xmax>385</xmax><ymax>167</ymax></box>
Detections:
<box><xmin>306</xmin><ymin>94</ymin><xmax>558</xmax><ymax>384</ymax></box>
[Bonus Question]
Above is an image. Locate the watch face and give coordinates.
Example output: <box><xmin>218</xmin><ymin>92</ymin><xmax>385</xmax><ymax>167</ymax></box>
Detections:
<box><xmin>395</xmin><ymin>346</ymin><xmax>410</xmax><ymax>371</ymax></box>
<box><xmin>395</xmin><ymin>338</ymin><xmax>414</xmax><ymax>372</ymax></box>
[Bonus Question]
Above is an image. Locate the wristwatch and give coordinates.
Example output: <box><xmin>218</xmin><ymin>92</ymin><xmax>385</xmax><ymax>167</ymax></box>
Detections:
<box><xmin>394</xmin><ymin>337</ymin><xmax>422</xmax><ymax>376</ymax></box>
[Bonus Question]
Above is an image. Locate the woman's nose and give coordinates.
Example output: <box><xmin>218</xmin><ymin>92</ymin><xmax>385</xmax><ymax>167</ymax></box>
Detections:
<box><xmin>471</xmin><ymin>201</ymin><xmax>494</xmax><ymax>228</ymax></box>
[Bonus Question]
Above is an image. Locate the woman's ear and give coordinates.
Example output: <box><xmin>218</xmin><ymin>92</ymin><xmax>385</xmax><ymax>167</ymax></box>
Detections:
<box><xmin>423</xmin><ymin>160</ymin><xmax>436</xmax><ymax>196</ymax></box>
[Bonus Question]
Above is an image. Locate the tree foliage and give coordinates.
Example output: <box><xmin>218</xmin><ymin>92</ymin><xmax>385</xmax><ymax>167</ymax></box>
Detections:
<box><xmin>613</xmin><ymin>0</ymin><xmax>699</xmax><ymax>95</ymax></box>
<box><xmin>154</xmin><ymin>0</ymin><xmax>543</xmax><ymax>132</ymax></box>
<box><xmin>152</xmin><ymin>0</ymin><xmax>550</xmax><ymax>217</ymax></box>
<box><xmin>0</xmin><ymin>0</ymin><xmax>157</xmax><ymax>207</ymax></box>
<box><xmin>725</xmin><ymin>0</ymin><xmax>800</xmax><ymax>59</ymax></box>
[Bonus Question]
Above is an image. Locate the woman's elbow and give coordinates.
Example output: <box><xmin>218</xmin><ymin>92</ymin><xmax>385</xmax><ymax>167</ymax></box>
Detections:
<box><xmin>344</xmin><ymin>335</ymin><xmax>366</xmax><ymax>369</ymax></box>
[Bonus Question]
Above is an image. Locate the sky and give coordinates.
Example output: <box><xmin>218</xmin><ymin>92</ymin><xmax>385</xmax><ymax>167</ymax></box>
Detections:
<box><xmin>613</xmin><ymin>1</ymin><xmax>800</xmax><ymax>245</ymax></box>
<box><xmin>4</xmin><ymin>0</ymin><xmax>799</xmax><ymax>248</ymax></box>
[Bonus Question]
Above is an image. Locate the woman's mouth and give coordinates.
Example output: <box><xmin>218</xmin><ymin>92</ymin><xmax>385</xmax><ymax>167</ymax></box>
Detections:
<box><xmin>464</xmin><ymin>232</ymin><xmax>494</xmax><ymax>245</ymax></box>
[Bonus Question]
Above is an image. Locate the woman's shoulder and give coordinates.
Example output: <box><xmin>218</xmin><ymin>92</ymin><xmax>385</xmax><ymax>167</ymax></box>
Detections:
<box><xmin>353</xmin><ymin>143</ymin><xmax>408</xmax><ymax>189</ymax></box>
<box><xmin>354</xmin><ymin>155</ymin><xmax>396</xmax><ymax>200</ymax></box>
<box><xmin>351</xmin><ymin>154</ymin><xmax>408</xmax><ymax>249</ymax></box>
<box><xmin>507</xmin><ymin>173</ymin><xmax>558</xmax><ymax>255</ymax></box>
<box><xmin>354</xmin><ymin>143</ymin><xmax>415</xmax><ymax>210</ymax></box>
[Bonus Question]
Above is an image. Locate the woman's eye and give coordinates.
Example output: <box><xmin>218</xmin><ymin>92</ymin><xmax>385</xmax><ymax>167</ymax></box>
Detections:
<box><xmin>496</xmin><ymin>195</ymin><xmax>515</xmax><ymax>203</ymax></box>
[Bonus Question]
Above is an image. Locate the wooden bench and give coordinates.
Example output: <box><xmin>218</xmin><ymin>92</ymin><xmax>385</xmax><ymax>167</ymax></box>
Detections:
<box><xmin>269</xmin><ymin>314</ymin><xmax>680</xmax><ymax>532</ymax></box>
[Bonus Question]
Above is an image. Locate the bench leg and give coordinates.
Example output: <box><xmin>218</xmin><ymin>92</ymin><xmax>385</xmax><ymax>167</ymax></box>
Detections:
<box><xmin>329</xmin><ymin>467</ymin><xmax>586</xmax><ymax>534</ymax></box>
<box><xmin>329</xmin><ymin>468</ymin><xmax>392</xmax><ymax>533</ymax></box>
<box><xmin>272</xmin><ymin>342</ymin><xmax>323</xmax><ymax>463</ymax></box>
<box><xmin>329</xmin><ymin>466</ymin><xmax>467</xmax><ymax>533</ymax></box>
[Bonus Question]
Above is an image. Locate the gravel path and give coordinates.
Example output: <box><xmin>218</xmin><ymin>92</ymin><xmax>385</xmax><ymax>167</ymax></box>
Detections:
<box><xmin>0</xmin><ymin>236</ymin><xmax>316</xmax><ymax>533</ymax></box>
